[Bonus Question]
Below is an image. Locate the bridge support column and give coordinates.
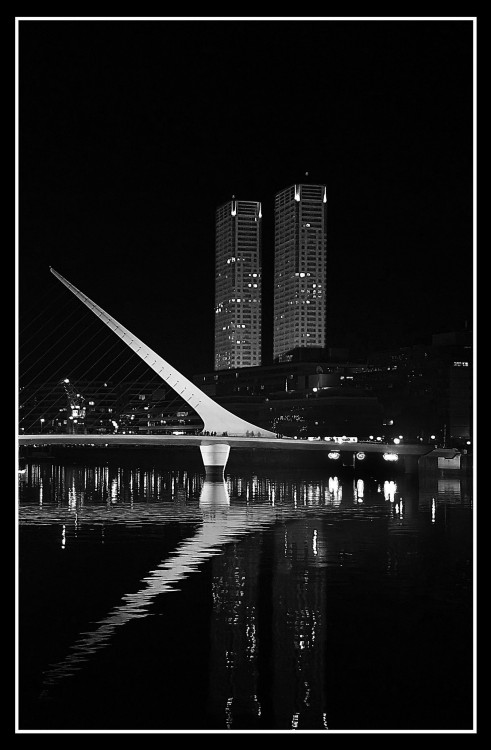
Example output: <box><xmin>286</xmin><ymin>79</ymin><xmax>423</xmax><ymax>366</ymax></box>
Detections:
<box><xmin>200</xmin><ymin>443</ymin><xmax>230</xmax><ymax>481</ymax></box>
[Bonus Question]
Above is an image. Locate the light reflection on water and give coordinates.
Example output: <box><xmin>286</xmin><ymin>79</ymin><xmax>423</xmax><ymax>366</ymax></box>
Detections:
<box><xmin>18</xmin><ymin>461</ymin><xmax>473</xmax><ymax>731</ymax></box>
<box><xmin>39</xmin><ymin>485</ymin><xmax>279</xmax><ymax>691</ymax></box>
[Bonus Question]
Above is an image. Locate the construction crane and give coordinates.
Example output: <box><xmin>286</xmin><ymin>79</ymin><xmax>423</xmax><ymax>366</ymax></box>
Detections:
<box><xmin>61</xmin><ymin>378</ymin><xmax>86</xmax><ymax>433</ymax></box>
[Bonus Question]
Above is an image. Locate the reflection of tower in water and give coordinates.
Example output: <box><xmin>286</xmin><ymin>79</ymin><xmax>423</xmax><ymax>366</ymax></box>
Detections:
<box><xmin>207</xmin><ymin>530</ymin><xmax>262</xmax><ymax>729</ymax></box>
<box><xmin>271</xmin><ymin>518</ymin><xmax>328</xmax><ymax>730</ymax></box>
<box><xmin>206</xmin><ymin>478</ymin><xmax>330</xmax><ymax>729</ymax></box>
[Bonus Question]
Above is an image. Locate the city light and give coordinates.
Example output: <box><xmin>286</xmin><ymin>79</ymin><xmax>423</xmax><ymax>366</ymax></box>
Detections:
<box><xmin>384</xmin><ymin>480</ymin><xmax>397</xmax><ymax>502</ymax></box>
<box><xmin>328</xmin><ymin>476</ymin><xmax>339</xmax><ymax>493</ymax></box>
<box><xmin>383</xmin><ymin>453</ymin><xmax>399</xmax><ymax>462</ymax></box>
<box><xmin>355</xmin><ymin>478</ymin><xmax>364</xmax><ymax>502</ymax></box>
<box><xmin>328</xmin><ymin>451</ymin><xmax>340</xmax><ymax>460</ymax></box>
<box><xmin>356</xmin><ymin>452</ymin><xmax>366</xmax><ymax>460</ymax></box>
<box><xmin>393</xmin><ymin>438</ymin><xmax>400</xmax><ymax>444</ymax></box>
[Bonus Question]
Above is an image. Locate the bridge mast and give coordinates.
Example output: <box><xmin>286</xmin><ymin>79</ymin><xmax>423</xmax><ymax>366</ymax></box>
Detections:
<box><xmin>50</xmin><ymin>268</ymin><xmax>275</xmax><ymax>439</ymax></box>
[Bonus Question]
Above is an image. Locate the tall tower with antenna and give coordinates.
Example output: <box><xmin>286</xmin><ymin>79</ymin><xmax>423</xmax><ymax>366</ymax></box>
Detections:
<box><xmin>273</xmin><ymin>181</ymin><xmax>327</xmax><ymax>362</ymax></box>
<box><xmin>214</xmin><ymin>198</ymin><xmax>262</xmax><ymax>370</ymax></box>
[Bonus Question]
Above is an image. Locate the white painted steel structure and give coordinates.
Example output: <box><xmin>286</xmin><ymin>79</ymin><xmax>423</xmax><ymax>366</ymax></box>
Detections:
<box><xmin>50</xmin><ymin>268</ymin><xmax>276</xmax><ymax>438</ymax></box>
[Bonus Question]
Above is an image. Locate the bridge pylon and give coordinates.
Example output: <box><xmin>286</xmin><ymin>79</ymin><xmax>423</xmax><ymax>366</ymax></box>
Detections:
<box><xmin>50</xmin><ymin>268</ymin><xmax>276</xmax><ymax>440</ymax></box>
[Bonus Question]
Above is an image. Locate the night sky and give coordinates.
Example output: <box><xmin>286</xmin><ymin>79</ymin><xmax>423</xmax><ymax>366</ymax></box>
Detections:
<box><xmin>18</xmin><ymin>18</ymin><xmax>475</xmax><ymax>377</ymax></box>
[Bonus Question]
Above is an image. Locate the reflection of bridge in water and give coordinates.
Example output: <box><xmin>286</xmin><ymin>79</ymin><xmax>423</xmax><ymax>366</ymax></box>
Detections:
<box><xmin>19</xmin><ymin>460</ymin><xmax>469</xmax><ymax>730</ymax></box>
<box><xmin>37</xmin><ymin>479</ymin><xmax>270</xmax><ymax>692</ymax></box>
<box><xmin>22</xmin><ymin>476</ymin><xmax>397</xmax><ymax>729</ymax></box>
<box><xmin>31</xmin><ymin>477</ymin><xmax>350</xmax><ymax>712</ymax></box>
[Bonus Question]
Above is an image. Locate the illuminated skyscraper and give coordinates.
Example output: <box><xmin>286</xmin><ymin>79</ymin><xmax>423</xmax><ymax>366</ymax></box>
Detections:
<box><xmin>215</xmin><ymin>199</ymin><xmax>262</xmax><ymax>370</ymax></box>
<box><xmin>273</xmin><ymin>183</ymin><xmax>327</xmax><ymax>362</ymax></box>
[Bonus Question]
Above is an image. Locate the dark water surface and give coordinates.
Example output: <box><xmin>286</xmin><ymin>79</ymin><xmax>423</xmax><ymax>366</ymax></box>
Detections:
<box><xmin>17</xmin><ymin>455</ymin><xmax>474</xmax><ymax>732</ymax></box>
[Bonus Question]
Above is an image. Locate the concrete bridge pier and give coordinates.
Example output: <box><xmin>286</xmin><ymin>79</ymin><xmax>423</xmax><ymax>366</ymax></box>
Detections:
<box><xmin>199</xmin><ymin>479</ymin><xmax>230</xmax><ymax>509</ymax></box>
<box><xmin>200</xmin><ymin>443</ymin><xmax>231</xmax><ymax>481</ymax></box>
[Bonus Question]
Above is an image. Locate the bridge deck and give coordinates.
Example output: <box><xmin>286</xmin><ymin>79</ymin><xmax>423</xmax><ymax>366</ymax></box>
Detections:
<box><xmin>18</xmin><ymin>434</ymin><xmax>451</xmax><ymax>457</ymax></box>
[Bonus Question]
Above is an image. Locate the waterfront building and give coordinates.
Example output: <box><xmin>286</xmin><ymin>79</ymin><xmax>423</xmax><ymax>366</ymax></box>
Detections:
<box><xmin>215</xmin><ymin>199</ymin><xmax>262</xmax><ymax>370</ymax></box>
<box><xmin>362</xmin><ymin>330</ymin><xmax>473</xmax><ymax>447</ymax></box>
<box><xmin>19</xmin><ymin>379</ymin><xmax>126</xmax><ymax>435</ymax></box>
<box><xmin>18</xmin><ymin>378</ymin><xmax>203</xmax><ymax>435</ymax></box>
<box><xmin>194</xmin><ymin>355</ymin><xmax>385</xmax><ymax>439</ymax></box>
<box><xmin>273</xmin><ymin>183</ymin><xmax>327</xmax><ymax>362</ymax></box>
<box><xmin>194</xmin><ymin>328</ymin><xmax>473</xmax><ymax>445</ymax></box>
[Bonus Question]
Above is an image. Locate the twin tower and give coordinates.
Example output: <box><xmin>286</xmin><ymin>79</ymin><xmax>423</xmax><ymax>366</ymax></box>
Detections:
<box><xmin>214</xmin><ymin>183</ymin><xmax>327</xmax><ymax>371</ymax></box>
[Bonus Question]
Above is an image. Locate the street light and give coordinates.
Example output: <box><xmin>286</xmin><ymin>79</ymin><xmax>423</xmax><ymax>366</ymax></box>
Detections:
<box><xmin>40</xmin><ymin>418</ymin><xmax>45</xmax><ymax>433</ymax></box>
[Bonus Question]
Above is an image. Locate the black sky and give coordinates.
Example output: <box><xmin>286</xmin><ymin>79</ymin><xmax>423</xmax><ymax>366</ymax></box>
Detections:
<box><xmin>18</xmin><ymin>18</ymin><xmax>475</xmax><ymax>376</ymax></box>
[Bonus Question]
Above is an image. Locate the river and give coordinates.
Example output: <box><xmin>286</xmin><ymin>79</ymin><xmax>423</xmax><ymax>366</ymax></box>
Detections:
<box><xmin>17</xmin><ymin>453</ymin><xmax>474</xmax><ymax>732</ymax></box>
